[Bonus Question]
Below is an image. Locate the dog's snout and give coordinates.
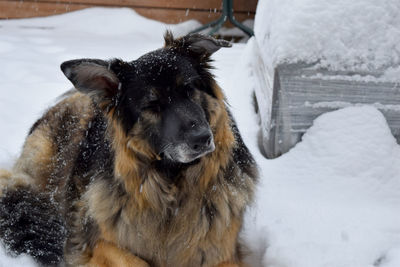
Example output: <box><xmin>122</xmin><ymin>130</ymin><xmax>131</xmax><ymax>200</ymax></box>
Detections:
<box><xmin>187</xmin><ymin>129</ymin><xmax>213</xmax><ymax>151</ymax></box>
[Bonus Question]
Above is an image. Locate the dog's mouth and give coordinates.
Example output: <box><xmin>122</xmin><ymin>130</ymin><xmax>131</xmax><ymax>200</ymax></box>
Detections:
<box><xmin>186</xmin><ymin>141</ymin><xmax>215</xmax><ymax>162</ymax></box>
<box><xmin>162</xmin><ymin>139</ymin><xmax>215</xmax><ymax>163</ymax></box>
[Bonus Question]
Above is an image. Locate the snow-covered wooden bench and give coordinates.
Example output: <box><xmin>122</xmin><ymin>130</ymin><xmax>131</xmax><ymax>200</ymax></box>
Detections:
<box><xmin>252</xmin><ymin>0</ymin><xmax>400</xmax><ymax>158</ymax></box>
<box><xmin>253</xmin><ymin>57</ymin><xmax>400</xmax><ymax>158</ymax></box>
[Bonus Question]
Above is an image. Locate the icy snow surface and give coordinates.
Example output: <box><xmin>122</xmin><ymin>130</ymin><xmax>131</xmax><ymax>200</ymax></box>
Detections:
<box><xmin>254</xmin><ymin>0</ymin><xmax>400</xmax><ymax>81</ymax></box>
<box><xmin>1</xmin><ymin>7</ymin><xmax>400</xmax><ymax>267</ymax></box>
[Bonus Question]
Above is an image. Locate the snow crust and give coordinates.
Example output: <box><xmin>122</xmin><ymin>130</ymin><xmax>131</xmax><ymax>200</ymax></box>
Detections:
<box><xmin>1</xmin><ymin>7</ymin><xmax>400</xmax><ymax>267</ymax></box>
<box><xmin>254</xmin><ymin>0</ymin><xmax>400</xmax><ymax>81</ymax></box>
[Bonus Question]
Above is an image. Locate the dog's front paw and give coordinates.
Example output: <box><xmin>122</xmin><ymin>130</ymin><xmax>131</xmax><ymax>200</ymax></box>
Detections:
<box><xmin>89</xmin><ymin>240</ymin><xmax>149</xmax><ymax>267</ymax></box>
<box><xmin>215</xmin><ymin>262</ymin><xmax>241</xmax><ymax>267</ymax></box>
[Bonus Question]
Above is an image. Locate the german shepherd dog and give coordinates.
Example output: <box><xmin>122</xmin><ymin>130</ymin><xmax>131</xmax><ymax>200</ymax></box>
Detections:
<box><xmin>0</xmin><ymin>32</ymin><xmax>257</xmax><ymax>267</ymax></box>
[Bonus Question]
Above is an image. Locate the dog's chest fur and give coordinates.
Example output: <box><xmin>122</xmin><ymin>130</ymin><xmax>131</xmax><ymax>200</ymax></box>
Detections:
<box><xmin>86</xmin><ymin>163</ymin><xmax>248</xmax><ymax>267</ymax></box>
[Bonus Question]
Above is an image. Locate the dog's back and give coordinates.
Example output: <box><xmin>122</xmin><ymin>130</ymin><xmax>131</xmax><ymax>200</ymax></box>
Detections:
<box><xmin>15</xmin><ymin>93</ymin><xmax>96</xmax><ymax>190</ymax></box>
<box><xmin>0</xmin><ymin>92</ymin><xmax>98</xmax><ymax>265</ymax></box>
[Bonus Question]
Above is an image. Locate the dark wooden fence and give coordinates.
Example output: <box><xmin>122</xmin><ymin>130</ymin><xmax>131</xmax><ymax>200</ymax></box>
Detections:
<box><xmin>0</xmin><ymin>0</ymin><xmax>256</xmax><ymax>25</ymax></box>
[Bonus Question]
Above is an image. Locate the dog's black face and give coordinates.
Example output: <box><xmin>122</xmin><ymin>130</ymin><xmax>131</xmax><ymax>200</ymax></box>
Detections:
<box><xmin>117</xmin><ymin>49</ymin><xmax>216</xmax><ymax>163</ymax></box>
<box><xmin>61</xmin><ymin>32</ymin><xmax>230</xmax><ymax>163</ymax></box>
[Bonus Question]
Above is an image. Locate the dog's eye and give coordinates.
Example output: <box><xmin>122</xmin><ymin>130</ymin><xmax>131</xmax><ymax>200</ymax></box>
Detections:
<box><xmin>186</xmin><ymin>86</ymin><xmax>195</xmax><ymax>98</ymax></box>
<box><xmin>141</xmin><ymin>89</ymin><xmax>161</xmax><ymax>112</ymax></box>
<box><xmin>149</xmin><ymin>90</ymin><xmax>158</xmax><ymax>102</ymax></box>
<box><xmin>142</xmin><ymin>101</ymin><xmax>160</xmax><ymax>112</ymax></box>
<box><xmin>142</xmin><ymin>100</ymin><xmax>161</xmax><ymax>112</ymax></box>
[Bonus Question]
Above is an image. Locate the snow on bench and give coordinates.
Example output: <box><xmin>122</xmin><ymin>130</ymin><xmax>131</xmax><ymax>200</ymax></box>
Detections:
<box><xmin>252</xmin><ymin>0</ymin><xmax>400</xmax><ymax>158</ymax></box>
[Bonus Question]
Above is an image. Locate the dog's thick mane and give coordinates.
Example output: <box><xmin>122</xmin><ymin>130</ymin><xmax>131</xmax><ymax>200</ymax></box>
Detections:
<box><xmin>103</xmin><ymin>79</ymin><xmax>241</xmax><ymax>213</ymax></box>
<box><xmin>100</xmin><ymin>37</ymin><xmax>244</xmax><ymax>215</ymax></box>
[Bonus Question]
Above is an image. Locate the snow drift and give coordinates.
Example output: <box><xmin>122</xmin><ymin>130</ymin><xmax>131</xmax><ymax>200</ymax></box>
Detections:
<box><xmin>254</xmin><ymin>0</ymin><xmax>400</xmax><ymax>81</ymax></box>
<box><xmin>242</xmin><ymin>106</ymin><xmax>400</xmax><ymax>267</ymax></box>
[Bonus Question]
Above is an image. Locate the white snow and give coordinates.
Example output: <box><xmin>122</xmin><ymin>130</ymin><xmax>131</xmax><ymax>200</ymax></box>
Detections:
<box><xmin>0</xmin><ymin>247</ymin><xmax>36</xmax><ymax>267</ymax></box>
<box><xmin>242</xmin><ymin>106</ymin><xmax>400</xmax><ymax>267</ymax></box>
<box><xmin>254</xmin><ymin>0</ymin><xmax>400</xmax><ymax>81</ymax></box>
<box><xmin>1</xmin><ymin>7</ymin><xmax>400</xmax><ymax>267</ymax></box>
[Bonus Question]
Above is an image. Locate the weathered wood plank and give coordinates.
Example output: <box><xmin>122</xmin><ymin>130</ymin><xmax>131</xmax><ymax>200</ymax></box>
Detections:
<box><xmin>134</xmin><ymin>7</ymin><xmax>253</xmax><ymax>24</ymax></box>
<box><xmin>0</xmin><ymin>0</ymin><xmax>255</xmax><ymax>24</ymax></box>
<box><xmin>33</xmin><ymin>0</ymin><xmax>257</xmax><ymax>12</ymax></box>
<box><xmin>0</xmin><ymin>1</ymin><xmax>89</xmax><ymax>18</ymax></box>
<box><xmin>283</xmin><ymin>81</ymin><xmax>400</xmax><ymax>105</ymax></box>
<box><xmin>36</xmin><ymin>0</ymin><xmax>223</xmax><ymax>10</ymax></box>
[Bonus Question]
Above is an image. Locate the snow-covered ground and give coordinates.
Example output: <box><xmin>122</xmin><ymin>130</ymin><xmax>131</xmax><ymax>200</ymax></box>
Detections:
<box><xmin>1</xmin><ymin>7</ymin><xmax>400</xmax><ymax>267</ymax></box>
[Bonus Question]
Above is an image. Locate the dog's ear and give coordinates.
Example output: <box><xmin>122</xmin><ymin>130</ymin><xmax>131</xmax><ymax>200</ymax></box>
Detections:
<box><xmin>60</xmin><ymin>58</ymin><xmax>125</xmax><ymax>101</ymax></box>
<box><xmin>164</xmin><ymin>31</ymin><xmax>231</xmax><ymax>56</ymax></box>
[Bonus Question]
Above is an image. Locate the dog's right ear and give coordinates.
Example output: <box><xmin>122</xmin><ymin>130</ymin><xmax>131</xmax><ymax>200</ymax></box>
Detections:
<box><xmin>164</xmin><ymin>31</ymin><xmax>231</xmax><ymax>57</ymax></box>
<box><xmin>60</xmin><ymin>59</ymin><xmax>123</xmax><ymax>102</ymax></box>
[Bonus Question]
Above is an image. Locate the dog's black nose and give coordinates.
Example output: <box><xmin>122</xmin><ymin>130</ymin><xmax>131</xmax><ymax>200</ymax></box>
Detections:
<box><xmin>187</xmin><ymin>129</ymin><xmax>213</xmax><ymax>152</ymax></box>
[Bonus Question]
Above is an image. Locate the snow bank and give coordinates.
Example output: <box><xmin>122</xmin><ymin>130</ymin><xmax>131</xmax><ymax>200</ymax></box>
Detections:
<box><xmin>254</xmin><ymin>0</ymin><xmax>400</xmax><ymax>80</ymax></box>
<box><xmin>242</xmin><ymin>106</ymin><xmax>400</xmax><ymax>267</ymax></box>
<box><xmin>0</xmin><ymin>246</ymin><xmax>36</xmax><ymax>267</ymax></box>
<box><xmin>214</xmin><ymin>38</ymin><xmax>400</xmax><ymax>267</ymax></box>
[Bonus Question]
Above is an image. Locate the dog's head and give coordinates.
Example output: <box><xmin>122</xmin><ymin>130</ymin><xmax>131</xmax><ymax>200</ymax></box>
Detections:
<box><xmin>61</xmin><ymin>32</ymin><xmax>231</xmax><ymax>164</ymax></box>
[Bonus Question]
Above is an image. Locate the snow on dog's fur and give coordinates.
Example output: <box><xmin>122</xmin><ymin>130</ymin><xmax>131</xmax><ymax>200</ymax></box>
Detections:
<box><xmin>0</xmin><ymin>32</ymin><xmax>258</xmax><ymax>267</ymax></box>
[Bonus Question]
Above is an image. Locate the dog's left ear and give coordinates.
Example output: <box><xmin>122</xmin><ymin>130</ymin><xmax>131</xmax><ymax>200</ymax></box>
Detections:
<box><xmin>165</xmin><ymin>31</ymin><xmax>232</xmax><ymax>56</ymax></box>
<box><xmin>60</xmin><ymin>58</ymin><xmax>127</xmax><ymax>103</ymax></box>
